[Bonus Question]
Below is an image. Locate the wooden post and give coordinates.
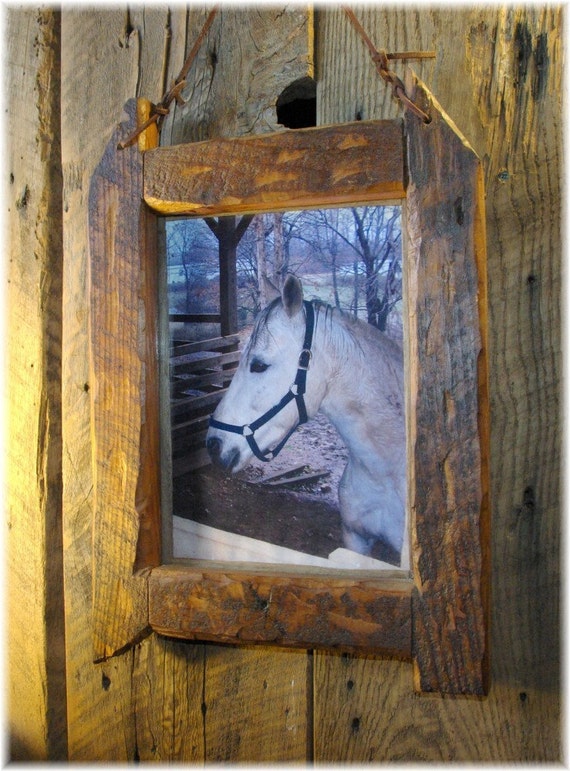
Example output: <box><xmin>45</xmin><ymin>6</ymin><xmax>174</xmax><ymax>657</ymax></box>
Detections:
<box><xmin>218</xmin><ymin>216</ymin><xmax>239</xmax><ymax>336</ymax></box>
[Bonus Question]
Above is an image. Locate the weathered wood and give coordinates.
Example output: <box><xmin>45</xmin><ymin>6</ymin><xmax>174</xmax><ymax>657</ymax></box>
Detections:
<box><xmin>6</xmin><ymin>8</ymin><xmax>67</xmax><ymax>761</ymax></box>
<box><xmin>149</xmin><ymin>564</ymin><xmax>412</xmax><ymax>657</ymax></box>
<box><xmin>314</xmin><ymin>5</ymin><xmax>561</xmax><ymax>761</ymax></box>
<box><xmin>161</xmin><ymin>7</ymin><xmax>315</xmax><ymax>145</ymax></box>
<box><xmin>60</xmin><ymin>8</ymin><xmax>168</xmax><ymax>759</ymax></box>
<box><xmin>404</xmin><ymin>75</ymin><xmax>490</xmax><ymax>695</ymax></box>
<box><xmin>132</xmin><ymin>635</ymin><xmax>204</xmax><ymax>761</ymax></box>
<box><xmin>133</xmin><ymin>634</ymin><xmax>312</xmax><ymax>762</ymax></box>
<box><xmin>144</xmin><ymin>120</ymin><xmax>405</xmax><ymax>216</ymax></box>
<box><xmin>135</xmin><ymin>102</ymin><xmax>163</xmax><ymax>572</ymax></box>
<box><xmin>201</xmin><ymin>645</ymin><xmax>311</xmax><ymax>763</ymax></box>
<box><xmin>89</xmin><ymin>103</ymin><xmax>160</xmax><ymax>658</ymax></box>
<box><xmin>8</xmin><ymin>3</ymin><xmax>561</xmax><ymax>764</ymax></box>
<box><xmin>170</xmin><ymin>334</ymin><xmax>240</xmax><ymax>357</ymax></box>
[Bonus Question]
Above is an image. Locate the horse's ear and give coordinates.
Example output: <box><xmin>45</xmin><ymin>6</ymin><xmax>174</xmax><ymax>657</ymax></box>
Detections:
<box><xmin>282</xmin><ymin>274</ymin><xmax>304</xmax><ymax>318</ymax></box>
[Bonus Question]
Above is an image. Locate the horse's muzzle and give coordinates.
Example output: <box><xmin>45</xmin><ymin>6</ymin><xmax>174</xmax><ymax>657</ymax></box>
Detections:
<box><xmin>206</xmin><ymin>435</ymin><xmax>240</xmax><ymax>471</ymax></box>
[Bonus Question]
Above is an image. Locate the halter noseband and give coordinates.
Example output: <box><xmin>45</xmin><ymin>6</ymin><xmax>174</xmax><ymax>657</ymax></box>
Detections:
<box><xmin>209</xmin><ymin>300</ymin><xmax>315</xmax><ymax>462</ymax></box>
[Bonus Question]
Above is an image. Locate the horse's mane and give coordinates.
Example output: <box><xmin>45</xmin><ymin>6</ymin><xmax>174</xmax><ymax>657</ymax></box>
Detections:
<box><xmin>313</xmin><ymin>298</ymin><xmax>404</xmax><ymax>360</ymax></box>
<box><xmin>248</xmin><ymin>295</ymin><xmax>401</xmax><ymax>366</ymax></box>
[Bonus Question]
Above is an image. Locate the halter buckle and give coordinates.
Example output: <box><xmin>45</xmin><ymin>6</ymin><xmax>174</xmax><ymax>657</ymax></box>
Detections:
<box><xmin>298</xmin><ymin>349</ymin><xmax>312</xmax><ymax>370</ymax></box>
<box><xmin>242</xmin><ymin>425</ymin><xmax>254</xmax><ymax>437</ymax></box>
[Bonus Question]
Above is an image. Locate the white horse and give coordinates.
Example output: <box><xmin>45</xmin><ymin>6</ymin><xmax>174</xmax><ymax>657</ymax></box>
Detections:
<box><xmin>206</xmin><ymin>275</ymin><xmax>407</xmax><ymax>567</ymax></box>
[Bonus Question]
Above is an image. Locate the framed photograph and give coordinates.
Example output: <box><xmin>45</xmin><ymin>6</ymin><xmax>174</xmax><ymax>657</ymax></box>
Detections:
<box><xmin>89</xmin><ymin>74</ymin><xmax>490</xmax><ymax>694</ymax></box>
<box><xmin>164</xmin><ymin>203</ymin><xmax>406</xmax><ymax>573</ymax></box>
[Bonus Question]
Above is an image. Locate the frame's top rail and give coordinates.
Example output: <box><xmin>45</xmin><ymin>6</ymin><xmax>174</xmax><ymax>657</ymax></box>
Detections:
<box><xmin>143</xmin><ymin>120</ymin><xmax>405</xmax><ymax>217</ymax></box>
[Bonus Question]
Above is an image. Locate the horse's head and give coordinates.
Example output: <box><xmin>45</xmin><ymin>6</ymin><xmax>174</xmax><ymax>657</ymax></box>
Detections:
<box><xmin>206</xmin><ymin>275</ymin><xmax>321</xmax><ymax>472</ymax></box>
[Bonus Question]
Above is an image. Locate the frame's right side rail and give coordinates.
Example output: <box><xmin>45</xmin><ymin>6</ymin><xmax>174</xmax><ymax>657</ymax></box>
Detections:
<box><xmin>404</xmin><ymin>73</ymin><xmax>491</xmax><ymax>695</ymax></box>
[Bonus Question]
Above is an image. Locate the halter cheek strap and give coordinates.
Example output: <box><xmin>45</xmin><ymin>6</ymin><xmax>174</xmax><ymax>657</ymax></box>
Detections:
<box><xmin>209</xmin><ymin>300</ymin><xmax>315</xmax><ymax>462</ymax></box>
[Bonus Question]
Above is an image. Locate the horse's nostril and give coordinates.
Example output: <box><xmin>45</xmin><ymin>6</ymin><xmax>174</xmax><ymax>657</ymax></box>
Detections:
<box><xmin>207</xmin><ymin>435</ymin><xmax>241</xmax><ymax>471</ymax></box>
<box><xmin>206</xmin><ymin>436</ymin><xmax>222</xmax><ymax>461</ymax></box>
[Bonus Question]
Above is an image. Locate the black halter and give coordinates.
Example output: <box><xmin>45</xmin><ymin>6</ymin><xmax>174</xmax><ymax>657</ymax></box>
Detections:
<box><xmin>209</xmin><ymin>300</ymin><xmax>315</xmax><ymax>462</ymax></box>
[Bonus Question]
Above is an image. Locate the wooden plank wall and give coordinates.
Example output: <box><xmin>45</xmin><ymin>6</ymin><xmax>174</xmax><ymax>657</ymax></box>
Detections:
<box><xmin>6</xmin><ymin>9</ymin><xmax>67</xmax><ymax>760</ymax></box>
<box><xmin>7</xmin><ymin>4</ymin><xmax>561</xmax><ymax>761</ymax></box>
<box><xmin>316</xmin><ymin>6</ymin><xmax>561</xmax><ymax>759</ymax></box>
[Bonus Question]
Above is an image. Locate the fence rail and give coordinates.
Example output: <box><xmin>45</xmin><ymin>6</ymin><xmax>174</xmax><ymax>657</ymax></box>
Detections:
<box><xmin>169</xmin><ymin>332</ymin><xmax>240</xmax><ymax>476</ymax></box>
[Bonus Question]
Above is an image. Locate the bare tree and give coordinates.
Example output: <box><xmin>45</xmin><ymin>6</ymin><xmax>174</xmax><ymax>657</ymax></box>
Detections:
<box><xmin>292</xmin><ymin>206</ymin><xmax>402</xmax><ymax>331</ymax></box>
<box><xmin>255</xmin><ymin>214</ymin><xmax>268</xmax><ymax>308</ymax></box>
<box><xmin>166</xmin><ymin>206</ymin><xmax>402</xmax><ymax>336</ymax></box>
<box><xmin>350</xmin><ymin>207</ymin><xmax>401</xmax><ymax>331</ymax></box>
<box><xmin>166</xmin><ymin>218</ymin><xmax>218</xmax><ymax>312</ymax></box>
<box><xmin>273</xmin><ymin>212</ymin><xmax>284</xmax><ymax>286</ymax></box>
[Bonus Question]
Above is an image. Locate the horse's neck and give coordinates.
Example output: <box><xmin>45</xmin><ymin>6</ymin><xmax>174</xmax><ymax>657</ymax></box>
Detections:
<box><xmin>314</xmin><ymin>307</ymin><xmax>404</xmax><ymax>472</ymax></box>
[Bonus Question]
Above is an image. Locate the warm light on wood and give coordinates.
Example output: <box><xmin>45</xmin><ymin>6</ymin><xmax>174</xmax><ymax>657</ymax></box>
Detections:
<box><xmin>143</xmin><ymin>120</ymin><xmax>405</xmax><ymax>216</ymax></box>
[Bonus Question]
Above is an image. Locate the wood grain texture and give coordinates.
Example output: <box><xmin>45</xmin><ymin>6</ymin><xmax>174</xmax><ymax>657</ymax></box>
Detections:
<box><xmin>144</xmin><ymin>119</ymin><xmax>405</xmax><ymax>216</ymax></box>
<box><xmin>58</xmin><ymin>6</ymin><xmax>318</xmax><ymax>762</ymax></box>
<box><xmin>6</xmin><ymin>8</ymin><xmax>67</xmax><ymax>761</ymax></box>
<box><xmin>133</xmin><ymin>635</ymin><xmax>312</xmax><ymax>762</ymax></box>
<box><xmin>88</xmin><ymin>104</ymin><xmax>154</xmax><ymax>659</ymax></box>
<box><xmin>314</xmin><ymin>5</ymin><xmax>561</xmax><ymax>760</ymax></box>
<box><xmin>149</xmin><ymin>564</ymin><xmax>412</xmax><ymax>657</ymax></box>
<box><xmin>60</xmin><ymin>9</ymin><xmax>179</xmax><ymax>760</ymax></box>
<box><xmin>8</xmin><ymin>4</ymin><xmax>561</xmax><ymax>763</ymax></box>
<box><xmin>161</xmin><ymin>7</ymin><xmax>314</xmax><ymax>145</ymax></box>
<box><xmin>404</xmin><ymin>77</ymin><xmax>490</xmax><ymax>694</ymax></box>
<box><xmin>134</xmin><ymin>99</ymin><xmax>162</xmax><ymax>571</ymax></box>
<box><xmin>132</xmin><ymin>635</ymin><xmax>204</xmax><ymax>761</ymax></box>
<box><xmin>202</xmin><ymin>645</ymin><xmax>311</xmax><ymax>762</ymax></box>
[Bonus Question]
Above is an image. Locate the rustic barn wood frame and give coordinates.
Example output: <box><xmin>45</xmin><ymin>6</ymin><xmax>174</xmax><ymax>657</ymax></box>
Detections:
<box><xmin>89</xmin><ymin>75</ymin><xmax>490</xmax><ymax>695</ymax></box>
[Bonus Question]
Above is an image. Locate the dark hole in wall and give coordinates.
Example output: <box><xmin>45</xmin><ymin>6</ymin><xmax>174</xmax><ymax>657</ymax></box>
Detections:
<box><xmin>276</xmin><ymin>76</ymin><xmax>316</xmax><ymax>129</ymax></box>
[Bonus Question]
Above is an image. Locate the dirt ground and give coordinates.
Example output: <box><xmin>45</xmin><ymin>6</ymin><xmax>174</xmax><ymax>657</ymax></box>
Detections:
<box><xmin>173</xmin><ymin>412</ymin><xmax>399</xmax><ymax>564</ymax></box>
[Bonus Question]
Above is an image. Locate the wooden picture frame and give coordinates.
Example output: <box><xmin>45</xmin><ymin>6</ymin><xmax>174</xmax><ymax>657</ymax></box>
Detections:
<box><xmin>89</xmin><ymin>73</ymin><xmax>490</xmax><ymax>695</ymax></box>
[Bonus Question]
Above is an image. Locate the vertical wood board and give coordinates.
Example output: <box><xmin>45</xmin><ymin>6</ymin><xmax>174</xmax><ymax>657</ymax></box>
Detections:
<box><xmin>162</xmin><ymin>7</ymin><xmax>314</xmax><ymax>145</ymax></box>
<box><xmin>132</xmin><ymin>635</ymin><xmax>205</xmax><ymax>761</ymax></box>
<box><xmin>404</xmin><ymin>76</ymin><xmax>490</xmax><ymax>694</ymax></box>
<box><xmin>203</xmin><ymin>646</ymin><xmax>312</xmax><ymax>762</ymax></box>
<box><xmin>314</xmin><ymin>5</ymin><xmax>561</xmax><ymax>760</ymax></box>
<box><xmin>89</xmin><ymin>102</ymin><xmax>157</xmax><ymax>658</ymax></box>
<box><xmin>6</xmin><ymin>8</ymin><xmax>67</xmax><ymax>761</ymax></box>
<box><xmin>59</xmin><ymin>10</ymin><xmax>187</xmax><ymax>757</ymax></box>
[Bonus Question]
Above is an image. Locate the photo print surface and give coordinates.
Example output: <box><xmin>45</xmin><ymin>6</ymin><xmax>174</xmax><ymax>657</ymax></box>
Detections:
<box><xmin>163</xmin><ymin>205</ymin><xmax>407</xmax><ymax>571</ymax></box>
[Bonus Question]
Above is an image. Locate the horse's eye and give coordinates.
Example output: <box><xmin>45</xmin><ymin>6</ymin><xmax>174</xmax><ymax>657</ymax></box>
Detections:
<box><xmin>250</xmin><ymin>358</ymin><xmax>269</xmax><ymax>374</ymax></box>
